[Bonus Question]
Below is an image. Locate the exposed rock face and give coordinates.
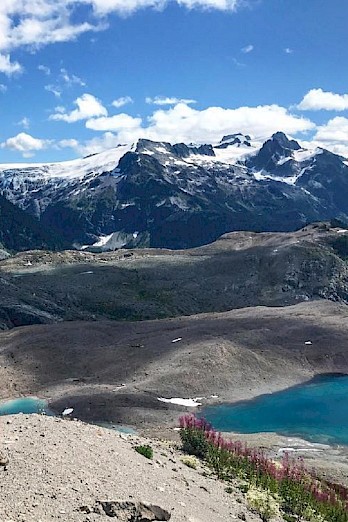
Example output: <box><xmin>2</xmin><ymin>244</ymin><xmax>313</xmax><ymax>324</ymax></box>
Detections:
<box><xmin>81</xmin><ymin>501</ymin><xmax>171</xmax><ymax>520</ymax></box>
<box><xmin>0</xmin><ymin>132</ymin><xmax>348</xmax><ymax>250</ymax></box>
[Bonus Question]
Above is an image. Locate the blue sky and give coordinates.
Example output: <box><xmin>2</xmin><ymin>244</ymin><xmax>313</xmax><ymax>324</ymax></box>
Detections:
<box><xmin>0</xmin><ymin>0</ymin><xmax>347</xmax><ymax>162</ymax></box>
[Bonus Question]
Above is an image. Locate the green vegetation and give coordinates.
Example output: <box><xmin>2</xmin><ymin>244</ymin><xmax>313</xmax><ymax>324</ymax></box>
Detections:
<box><xmin>134</xmin><ymin>444</ymin><xmax>153</xmax><ymax>459</ymax></box>
<box><xmin>181</xmin><ymin>455</ymin><xmax>199</xmax><ymax>469</ymax></box>
<box><xmin>180</xmin><ymin>414</ymin><xmax>348</xmax><ymax>522</ymax></box>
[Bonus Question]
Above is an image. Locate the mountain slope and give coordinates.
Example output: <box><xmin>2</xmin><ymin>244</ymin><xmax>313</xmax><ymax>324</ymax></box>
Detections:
<box><xmin>0</xmin><ymin>193</ymin><xmax>66</xmax><ymax>252</ymax></box>
<box><xmin>0</xmin><ymin>222</ymin><xmax>347</xmax><ymax>329</ymax></box>
<box><xmin>0</xmin><ymin>133</ymin><xmax>347</xmax><ymax>249</ymax></box>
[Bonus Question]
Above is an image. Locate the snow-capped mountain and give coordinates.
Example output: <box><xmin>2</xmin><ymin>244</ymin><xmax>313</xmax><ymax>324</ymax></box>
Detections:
<box><xmin>0</xmin><ymin>132</ymin><xmax>347</xmax><ymax>251</ymax></box>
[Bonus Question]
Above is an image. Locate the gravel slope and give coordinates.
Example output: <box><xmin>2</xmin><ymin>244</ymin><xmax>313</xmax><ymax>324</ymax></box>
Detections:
<box><xmin>0</xmin><ymin>414</ymin><xmax>264</xmax><ymax>522</ymax></box>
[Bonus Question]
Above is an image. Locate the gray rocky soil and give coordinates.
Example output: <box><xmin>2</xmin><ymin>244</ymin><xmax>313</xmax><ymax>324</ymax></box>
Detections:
<box><xmin>0</xmin><ymin>414</ymin><xmax>265</xmax><ymax>522</ymax></box>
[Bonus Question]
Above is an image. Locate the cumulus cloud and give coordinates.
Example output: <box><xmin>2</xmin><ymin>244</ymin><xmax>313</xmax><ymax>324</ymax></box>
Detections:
<box><xmin>0</xmin><ymin>54</ymin><xmax>22</xmax><ymax>75</ymax></box>
<box><xmin>112</xmin><ymin>96</ymin><xmax>134</xmax><ymax>108</ymax></box>
<box><xmin>0</xmin><ymin>1</ymin><xmax>245</xmax><ymax>74</ymax></box>
<box><xmin>298</xmin><ymin>88</ymin><xmax>348</xmax><ymax>111</ymax></box>
<box><xmin>50</xmin><ymin>93</ymin><xmax>108</xmax><ymax>123</ymax></box>
<box><xmin>143</xmin><ymin>103</ymin><xmax>314</xmax><ymax>143</ymax></box>
<box><xmin>67</xmin><ymin>101</ymin><xmax>314</xmax><ymax>155</ymax></box>
<box><xmin>241</xmin><ymin>44</ymin><xmax>253</xmax><ymax>53</ymax></box>
<box><xmin>310</xmin><ymin>117</ymin><xmax>348</xmax><ymax>157</ymax></box>
<box><xmin>146</xmin><ymin>96</ymin><xmax>197</xmax><ymax>105</ymax></box>
<box><xmin>87</xmin><ymin>113</ymin><xmax>142</xmax><ymax>131</ymax></box>
<box><xmin>83</xmin><ymin>0</ymin><xmax>242</xmax><ymax>15</ymax></box>
<box><xmin>1</xmin><ymin>132</ymin><xmax>50</xmax><ymax>157</ymax></box>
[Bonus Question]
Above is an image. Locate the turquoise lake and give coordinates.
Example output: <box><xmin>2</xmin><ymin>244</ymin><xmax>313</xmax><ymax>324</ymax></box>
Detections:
<box><xmin>0</xmin><ymin>397</ymin><xmax>136</xmax><ymax>434</ymax></box>
<box><xmin>0</xmin><ymin>397</ymin><xmax>52</xmax><ymax>416</ymax></box>
<box><xmin>201</xmin><ymin>375</ymin><xmax>348</xmax><ymax>446</ymax></box>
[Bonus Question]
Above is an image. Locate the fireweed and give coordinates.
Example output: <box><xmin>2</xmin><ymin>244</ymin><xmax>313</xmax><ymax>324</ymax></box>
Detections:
<box><xmin>179</xmin><ymin>414</ymin><xmax>348</xmax><ymax>522</ymax></box>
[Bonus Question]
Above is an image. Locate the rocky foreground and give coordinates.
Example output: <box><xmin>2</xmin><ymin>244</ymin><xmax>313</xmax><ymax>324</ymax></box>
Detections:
<box><xmin>0</xmin><ymin>414</ymin><xmax>268</xmax><ymax>522</ymax></box>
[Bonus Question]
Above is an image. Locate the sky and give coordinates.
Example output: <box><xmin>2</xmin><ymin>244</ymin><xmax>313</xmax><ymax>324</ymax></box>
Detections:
<box><xmin>0</xmin><ymin>0</ymin><xmax>347</xmax><ymax>163</ymax></box>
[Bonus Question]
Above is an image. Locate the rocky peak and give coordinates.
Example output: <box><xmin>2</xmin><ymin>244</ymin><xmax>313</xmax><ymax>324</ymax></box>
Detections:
<box><xmin>216</xmin><ymin>133</ymin><xmax>252</xmax><ymax>149</ymax></box>
<box><xmin>271</xmin><ymin>132</ymin><xmax>301</xmax><ymax>151</ymax></box>
<box><xmin>247</xmin><ymin>132</ymin><xmax>302</xmax><ymax>173</ymax></box>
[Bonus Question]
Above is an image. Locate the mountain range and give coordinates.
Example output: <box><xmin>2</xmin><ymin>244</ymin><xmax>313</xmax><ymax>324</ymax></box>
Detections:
<box><xmin>0</xmin><ymin>131</ymin><xmax>348</xmax><ymax>251</ymax></box>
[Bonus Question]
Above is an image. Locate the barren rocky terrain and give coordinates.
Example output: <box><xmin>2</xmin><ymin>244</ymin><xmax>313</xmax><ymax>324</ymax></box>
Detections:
<box><xmin>0</xmin><ymin>224</ymin><xmax>347</xmax><ymax>520</ymax></box>
<box><xmin>0</xmin><ymin>299</ymin><xmax>347</xmax><ymax>435</ymax></box>
<box><xmin>0</xmin><ymin>414</ymin><xmax>265</xmax><ymax>522</ymax></box>
<box><xmin>0</xmin><ymin>222</ymin><xmax>347</xmax><ymax>329</ymax></box>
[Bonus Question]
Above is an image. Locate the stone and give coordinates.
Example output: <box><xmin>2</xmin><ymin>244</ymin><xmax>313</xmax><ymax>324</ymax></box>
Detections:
<box><xmin>83</xmin><ymin>500</ymin><xmax>171</xmax><ymax>521</ymax></box>
<box><xmin>0</xmin><ymin>451</ymin><xmax>9</xmax><ymax>469</ymax></box>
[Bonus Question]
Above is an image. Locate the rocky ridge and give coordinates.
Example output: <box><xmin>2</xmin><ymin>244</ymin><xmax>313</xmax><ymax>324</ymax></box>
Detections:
<box><xmin>0</xmin><ymin>222</ymin><xmax>347</xmax><ymax>329</ymax></box>
<box><xmin>0</xmin><ymin>133</ymin><xmax>348</xmax><ymax>250</ymax></box>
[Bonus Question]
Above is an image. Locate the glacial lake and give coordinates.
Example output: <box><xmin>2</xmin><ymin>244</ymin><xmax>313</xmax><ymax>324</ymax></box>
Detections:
<box><xmin>201</xmin><ymin>375</ymin><xmax>348</xmax><ymax>446</ymax></box>
<box><xmin>0</xmin><ymin>397</ymin><xmax>136</xmax><ymax>434</ymax></box>
<box><xmin>0</xmin><ymin>397</ymin><xmax>52</xmax><ymax>416</ymax></box>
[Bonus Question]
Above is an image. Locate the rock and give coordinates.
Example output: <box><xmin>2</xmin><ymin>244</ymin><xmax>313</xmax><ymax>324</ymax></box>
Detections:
<box><xmin>82</xmin><ymin>501</ymin><xmax>171</xmax><ymax>520</ymax></box>
<box><xmin>0</xmin><ymin>451</ymin><xmax>9</xmax><ymax>469</ymax></box>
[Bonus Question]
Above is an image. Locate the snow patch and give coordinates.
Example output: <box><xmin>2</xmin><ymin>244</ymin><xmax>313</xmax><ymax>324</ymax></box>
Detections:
<box><xmin>158</xmin><ymin>397</ymin><xmax>202</xmax><ymax>407</ymax></box>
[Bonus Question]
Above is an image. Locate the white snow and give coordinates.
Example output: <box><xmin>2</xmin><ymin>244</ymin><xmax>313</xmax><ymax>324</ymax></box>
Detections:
<box><xmin>62</xmin><ymin>408</ymin><xmax>74</xmax><ymax>416</ymax></box>
<box><xmin>293</xmin><ymin>147</ymin><xmax>323</xmax><ymax>163</ymax></box>
<box><xmin>277</xmin><ymin>157</ymin><xmax>292</xmax><ymax>166</ymax></box>
<box><xmin>93</xmin><ymin>233</ymin><xmax>114</xmax><ymax>247</ymax></box>
<box><xmin>0</xmin><ymin>144</ymin><xmax>133</xmax><ymax>181</ymax></box>
<box><xmin>157</xmin><ymin>397</ymin><xmax>202</xmax><ymax>407</ymax></box>
<box><xmin>253</xmin><ymin>170</ymin><xmax>300</xmax><ymax>186</ymax></box>
<box><xmin>278</xmin><ymin>447</ymin><xmax>322</xmax><ymax>454</ymax></box>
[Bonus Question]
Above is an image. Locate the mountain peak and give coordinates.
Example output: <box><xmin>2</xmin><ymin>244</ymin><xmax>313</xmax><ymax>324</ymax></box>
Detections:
<box><xmin>271</xmin><ymin>132</ymin><xmax>301</xmax><ymax>151</ymax></box>
<box><xmin>216</xmin><ymin>133</ymin><xmax>252</xmax><ymax>149</ymax></box>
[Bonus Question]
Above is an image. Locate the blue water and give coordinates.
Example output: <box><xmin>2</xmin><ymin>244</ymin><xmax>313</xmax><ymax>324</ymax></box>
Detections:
<box><xmin>0</xmin><ymin>397</ymin><xmax>52</xmax><ymax>416</ymax></box>
<box><xmin>201</xmin><ymin>375</ymin><xmax>348</xmax><ymax>446</ymax></box>
<box><xmin>0</xmin><ymin>397</ymin><xmax>137</xmax><ymax>434</ymax></box>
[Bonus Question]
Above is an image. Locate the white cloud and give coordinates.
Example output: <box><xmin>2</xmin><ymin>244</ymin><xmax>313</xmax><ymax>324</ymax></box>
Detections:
<box><xmin>241</xmin><ymin>44</ymin><xmax>253</xmax><ymax>53</ymax></box>
<box><xmin>83</xmin><ymin>0</ymin><xmax>242</xmax><ymax>15</ymax></box>
<box><xmin>38</xmin><ymin>64</ymin><xmax>51</xmax><ymax>75</ymax></box>
<box><xmin>302</xmin><ymin>117</ymin><xmax>348</xmax><ymax>157</ymax></box>
<box><xmin>50</xmin><ymin>93</ymin><xmax>108</xmax><ymax>123</ymax></box>
<box><xmin>284</xmin><ymin>48</ymin><xmax>293</xmax><ymax>54</ymax></box>
<box><xmin>87</xmin><ymin>113</ymin><xmax>142</xmax><ymax>131</ymax></box>
<box><xmin>17</xmin><ymin>117</ymin><xmax>30</xmax><ymax>129</ymax></box>
<box><xmin>298</xmin><ymin>88</ymin><xmax>348</xmax><ymax>111</ymax></box>
<box><xmin>45</xmin><ymin>84</ymin><xmax>62</xmax><ymax>98</ymax></box>
<box><xmin>146</xmin><ymin>96</ymin><xmax>197</xmax><ymax>105</ymax></box>
<box><xmin>232</xmin><ymin>57</ymin><xmax>245</xmax><ymax>67</ymax></box>
<box><xmin>78</xmin><ymin>101</ymin><xmax>315</xmax><ymax>151</ymax></box>
<box><xmin>70</xmin><ymin>132</ymin><xmax>124</xmax><ymax>156</ymax></box>
<box><xmin>60</xmin><ymin>68</ymin><xmax>86</xmax><ymax>87</ymax></box>
<box><xmin>112</xmin><ymin>96</ymin><xmax>134</xmax><ymax>108</ymax></box>
<box><xmin>1</xmin><ymin>132</ymin><xmax>50</xmax><ymax>157</ymax></box>
<box><xmin>0</xmin><ymin>1</ymin><xmax>246</xmax><ymax>74</ymax></box>
<box><xmin>57</xmin><ymin>138</ymin><xmax>80</xmax><ymax>149</ymax></box>
<box><xmin>0</xmin><ymin>83</ymin><xmax>7</xmax><ymax>93</ymax></box>
<box><xmin>142</xmin><ymin>103</ymin><xmax>314</xmax><ymax>143</ymax></box>
<box><xmin>0</xmin><ymin>54</ymin><xmax>22</xmax><ymax>75</ymax></box>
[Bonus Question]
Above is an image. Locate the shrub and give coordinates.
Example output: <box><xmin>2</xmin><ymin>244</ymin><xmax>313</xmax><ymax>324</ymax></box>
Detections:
<box><xmin>181</xmin><ymin>456</ymin><xmax>199</xmax><ymax>469</ymax></box>
<box><xmin>135</xmin><ymin>445</ymin><xmax>153</xmax><ymax>459</ymax></box>
<box><xmin>179</xmin><ymin>414</ymin><xmax>348</xmax><ymax>522</ymax></box>
<box><xmin>246</xmin><ymin>487</ymin><xmax>280</xmax><ymax>521</ymax></box>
